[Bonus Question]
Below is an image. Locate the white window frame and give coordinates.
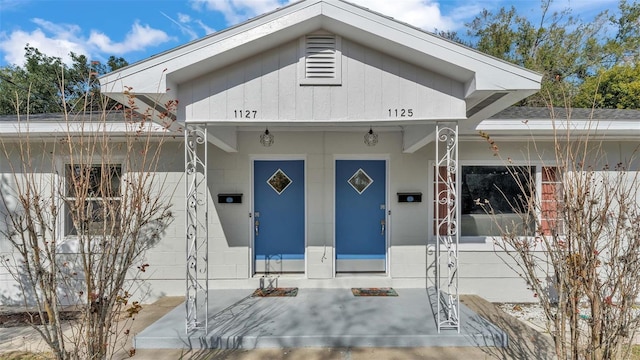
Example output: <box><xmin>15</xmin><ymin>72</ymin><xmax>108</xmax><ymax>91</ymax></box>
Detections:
<box><xmin>429</xmin><ymin>161</ymin><xmax>553</xmax><ymax>250</ymax></box>
<box><xmin>57</xmin><ymin>157</ymin><xmax>125</xmax><ymax>240</ymax></box>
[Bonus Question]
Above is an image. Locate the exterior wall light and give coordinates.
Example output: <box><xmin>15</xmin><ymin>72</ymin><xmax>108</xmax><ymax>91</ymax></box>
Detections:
<box><xmin>260</xmin><ymin>128</ymin><xmax>274</xmax><ymax>147</ymax></box>
<box><xmin>364</xmin><ymin>127</ymin><xmax>378</xmax><ymax>146</ymax></box>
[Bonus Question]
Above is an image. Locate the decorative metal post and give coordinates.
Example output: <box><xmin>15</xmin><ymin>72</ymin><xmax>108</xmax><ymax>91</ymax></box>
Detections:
<box><xmin>435</xmin><ymin>123</ymin><xmax>460</xmax><ymax>333</ymax></box>
<box><xmin>185</xmin><ymin>124</ymin><xmax>209</xmax><ymax>333</ymax></box>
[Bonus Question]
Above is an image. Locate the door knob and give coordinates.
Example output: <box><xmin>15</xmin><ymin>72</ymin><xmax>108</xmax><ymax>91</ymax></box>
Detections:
<box><xmin>255</xmin><ymin>220</ymin><xmax>260</xmax><ymax>236</ymax></box>
<box><xmin>380</xmin><ymin>219</ymin><xmax>386</xmax><ymax>235</ymax></box>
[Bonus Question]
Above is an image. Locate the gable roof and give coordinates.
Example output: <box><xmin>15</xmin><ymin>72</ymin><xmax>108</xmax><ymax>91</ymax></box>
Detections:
<box><xmin>99</xmin><ymin>0</ymin><xmax>541</xmax><ymax>131</ymax></box>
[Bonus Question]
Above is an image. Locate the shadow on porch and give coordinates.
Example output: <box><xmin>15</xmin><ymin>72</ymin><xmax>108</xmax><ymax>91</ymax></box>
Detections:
<box><xmin>134</xmin><ymin>288</ymin><xmax>510</xmax><ymax>350</ymax></box>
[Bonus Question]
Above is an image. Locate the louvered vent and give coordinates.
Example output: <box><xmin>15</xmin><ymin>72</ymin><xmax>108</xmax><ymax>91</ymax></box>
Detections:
<box><xmin>298</xmin><ymin>33</ymin><xmax>341</xmax><ymax>85</ymax></box>
<box><xmin>305</xmin><ymin>34</ymin><xmax>337</xmax><ymax>79</ymax></box>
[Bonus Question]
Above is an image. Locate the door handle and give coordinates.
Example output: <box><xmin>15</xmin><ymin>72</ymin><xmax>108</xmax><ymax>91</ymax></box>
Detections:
<box><xmin>380</xmin><ymin>220</ymin><xmax>385</xmax><ymax>235</ymax></box>
<box><xmin>255</xmin><ymin>220</ymin><xmax>260</xmax><ymax>236</ymax></box>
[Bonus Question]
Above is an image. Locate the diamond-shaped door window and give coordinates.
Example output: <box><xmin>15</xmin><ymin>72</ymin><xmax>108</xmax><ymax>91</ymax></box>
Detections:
<box><xmin>267</xmin><ymin>169</ymin><xmax>292</xmax><ymax>195</ymax></box>
<box><xmin>348</xmin><ymin>168</ymin><xmax>373</xmax><ymax>194</ymax></box>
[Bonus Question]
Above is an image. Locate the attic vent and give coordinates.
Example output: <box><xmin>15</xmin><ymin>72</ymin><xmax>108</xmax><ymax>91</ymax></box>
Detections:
<box><xmin>298</xmin><ymin>33</ymin><xmax>342</xmax><ymax>85</ymax></box>
<box><xmin>305</xmin><ymin>34</ymin><xmax>336</xmax><ymax>78</ymax></box>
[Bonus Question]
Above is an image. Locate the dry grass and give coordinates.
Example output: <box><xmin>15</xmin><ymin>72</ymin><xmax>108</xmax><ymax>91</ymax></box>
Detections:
<box><xmin>0</xmin><ymin>351</ymin><xmax>53</xmax><ymax>359</ymax></box>
<box><xmin>630</xmin><ymin>345</ymin><xmax>640</xmax><ymax>359</ymax></box>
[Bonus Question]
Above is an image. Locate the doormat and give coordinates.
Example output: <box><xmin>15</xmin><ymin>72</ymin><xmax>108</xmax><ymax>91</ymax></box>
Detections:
<box><xmin>351</xmin><ymin>287</ymin><xmax>398</xmax><ymax>296</ymax></box>
<box><xmin>252</xmin><ymin>287</ymin><xmax>298</xmax><ymax>297</ymax></box>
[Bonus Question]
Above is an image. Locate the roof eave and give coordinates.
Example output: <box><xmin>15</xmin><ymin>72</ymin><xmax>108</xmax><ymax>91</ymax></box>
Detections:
<box><xmin>99</xmin><ymin>0</ymin><xmax>541</xmax><ymax>99</ymax></box>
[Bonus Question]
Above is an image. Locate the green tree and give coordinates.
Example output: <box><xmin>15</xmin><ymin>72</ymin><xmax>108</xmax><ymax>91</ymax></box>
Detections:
<box><xmin>0</xmin><ymin>46</ymin><xmax>128</xmax><ymax>115</ymax></box>
<box><xmin>574</xmin><ymin>65</ymin><xmax>640</xmax><ymax>108</ymax></box>
<box><xmin>435</xmin><ymin>29</ymin><xmax>469</xmax><ymax>46</ymax></box>
<box><xmin>0</xmin><ymin>47</ymin><xmax>64</xmax><ymax>114</ymax></box>
<box><xmin>572</xmin><ymin>1</ymin><xmax>640</xmax><ymax>109</ymax></box>
<box><xmin>106</xmin><ymin>55</ymin><xmax>129</xmax><ymax>72</ymax></box>
<box><xmin>601</xmin><ymin>0</ymin><xmax>640</xmax><ymax>66</ymax></box>
<box><xmin>466</xmin><ymin>0</ymin><xmax>610</xmax><ymax>107</ymax></box>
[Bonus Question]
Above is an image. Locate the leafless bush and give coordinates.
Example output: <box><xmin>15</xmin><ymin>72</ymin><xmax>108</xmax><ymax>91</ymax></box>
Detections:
<box><xmin>479</xmin><ymin>113</ymin><xmax>640</xmax><ymax>359</ymax></box>
<box><xmin>0</xmin><ymin>82</ymin><xmax>177</xmax><ymax>359</ymax></box>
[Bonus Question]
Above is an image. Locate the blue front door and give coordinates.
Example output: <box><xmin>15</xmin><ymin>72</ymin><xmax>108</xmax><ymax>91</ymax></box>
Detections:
<box><xmin>254</xmin><ymin>160</ymin><xmax>305</xmax><ymax>273</ymax></box>
<box><xmin>335</xmin><ymin>160</ymin><xmax>386</xmax><ymax>272</ymax></box>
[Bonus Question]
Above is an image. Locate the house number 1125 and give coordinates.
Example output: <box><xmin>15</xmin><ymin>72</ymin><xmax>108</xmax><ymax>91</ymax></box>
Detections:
<box><xmin>388</xmin><ymin>109</ymin><xmax>413</xmax><ymax>117</ymax></box>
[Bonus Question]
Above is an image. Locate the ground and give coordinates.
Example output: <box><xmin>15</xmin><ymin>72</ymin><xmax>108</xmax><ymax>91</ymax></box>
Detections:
<box><xmin>497</xmin><ymin>302</ymin><xmax>547</xmax><ymax>333</ymax></box>
<box><xmin>0</xmin><ymin>311</ymin><xmax>79</xmax><ymax>328</ymax></box>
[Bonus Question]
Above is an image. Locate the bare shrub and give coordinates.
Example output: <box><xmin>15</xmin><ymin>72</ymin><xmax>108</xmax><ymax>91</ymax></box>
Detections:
<box><xmin>479</xmin><ymin>113</ymin><xmax>640</xmax><ymax>359</ymax></box>
<box><xmin>0</xmin><ymin>82</ymin><xmax>177</xmax><ymax>359</ymax></box>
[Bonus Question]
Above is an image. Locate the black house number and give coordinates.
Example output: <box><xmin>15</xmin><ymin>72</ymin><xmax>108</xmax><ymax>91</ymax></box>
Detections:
<box><xmin>234</xmin><ymin>110</ymin><xmax>258</xmax><ymax>118</ymax></box>
<box><xmin>388</xmin><ymin>108</ymin><xmax>413</xmax><ymax>117</ymax></box>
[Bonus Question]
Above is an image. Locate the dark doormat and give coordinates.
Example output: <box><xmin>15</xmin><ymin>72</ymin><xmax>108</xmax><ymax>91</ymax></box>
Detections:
<box><xmin>252</xmin><ymin>287</ymin><xmax>299</xmax><ymax>297</ymax></box>
<box><xmin>351</xmin><ymin>287</ymin><xmax>398</xmax><ymax>296</ymax></box>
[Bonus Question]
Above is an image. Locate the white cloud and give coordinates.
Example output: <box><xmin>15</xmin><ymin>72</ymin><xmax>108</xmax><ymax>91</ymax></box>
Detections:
<box><xmin>0</xmin><ymin>26</ymin><xmax>88</xmax><ymax>65</ymax></box>
<box><xmin>166</xmin><ymin>11</ymin><xmax>216</xmax><ymax>38</ymax></box>
<box><xmin>350</xmin><ymin>0</ymin><xmax>455</xmax><ymax>31</ymax></box>
<box><xmin>178</xmin><ymin>13</ymin><xmax>192</xmax><ymax>23</ymax></box>
<box><xmin>446</xmin><ymin>3</ymin><xmax>487</xmax><ymax>25</ymax></box>
<box><xmin>190</xmin><ymin>0</ymin><xmax>458</xmax><ymax>32</ymax></box>
<box><xmin>191</xmin><ymin>0</ymin><xmax>284</xmax><ymax>24</ymax></box>
<box><xmin>196</xmin><ymin>20</ymin><xmax>216</xmax><ymax>35</ymax></box>
<box><xmin>31</xmin><ymin>18</ymin><xmax>83</xmax><ymax>40</ymax></box>
<box><xmin>88</xmin><ymin>21</ymin><xmax>172</xmax><ymax>55</ymax></box>
<box><xmin>555</xmin><ymin>0</ymin><xmax>618</xmax><ymax>14</ymax></box>
<box><xmin>0</xmin><ymin>0</ymin><xmax>25</xmax><ymax>12</ymax></box>
<box><xmin>0</xmin><ymin>17</ymin><xmax>173</xmax><ymax>66</ymax></box>
<box><xmin>161</xmin><ymin>11</ymin><xmax>199</xmax><ymax>41</ymax></box>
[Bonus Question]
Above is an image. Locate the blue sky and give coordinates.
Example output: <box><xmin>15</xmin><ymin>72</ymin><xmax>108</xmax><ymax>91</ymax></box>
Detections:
<box><xmin>0</xmin><ymin>0</ymin><xmax>619</xmax><ymax>67</ymax></box>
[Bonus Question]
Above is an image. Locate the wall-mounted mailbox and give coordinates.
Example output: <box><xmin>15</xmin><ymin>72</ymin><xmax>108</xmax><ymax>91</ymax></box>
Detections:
<box><xmin>218</xmin><ymin>193</ymin><xmax>243</xmax><ymax>204</ymax></box>
<box><xmin>397</xmin><ymin>192</ymin><xmax>422</xmax><ymax>203</ymax></box>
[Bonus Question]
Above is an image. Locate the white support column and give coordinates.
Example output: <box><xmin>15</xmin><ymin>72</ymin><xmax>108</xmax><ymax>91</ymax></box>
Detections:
<box><xmin>435</xmin><ymin>123</ymin><xmax>460</xmax><ymax>333</ymax></box>
<box><xmin>185</xmin><ymin>124</ymin><xmax>209</xmax><ymax>333</ymax></box>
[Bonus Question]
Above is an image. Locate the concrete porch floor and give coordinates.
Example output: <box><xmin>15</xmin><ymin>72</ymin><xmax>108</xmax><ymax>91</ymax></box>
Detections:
<box><xmin>134</xmin><ymin>288</ymin><xmax>507</xmax><ymax>350</ymax></box>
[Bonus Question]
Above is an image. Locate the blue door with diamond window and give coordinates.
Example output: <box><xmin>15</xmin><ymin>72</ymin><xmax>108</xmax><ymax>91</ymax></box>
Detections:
<box><xmin>336</xmin><ymin>160</ymin><xmax>386</xmax><ymax>272</ymax></box>
<box><xmin>254</xmin><ymin>160</ymin><xmax>305</xmax><ymax>273</ymax></box>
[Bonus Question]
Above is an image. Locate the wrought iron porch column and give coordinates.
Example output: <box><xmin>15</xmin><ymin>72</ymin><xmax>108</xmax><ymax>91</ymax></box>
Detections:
<box><xmin>185</xmin><ymin>124</ymin><xmax>209</xmax><ymax>333</ymax></box>
<box><xmin>435</xmin><ymin>123</ymin><xmax>460</xmax><ymax>333</ymax></box>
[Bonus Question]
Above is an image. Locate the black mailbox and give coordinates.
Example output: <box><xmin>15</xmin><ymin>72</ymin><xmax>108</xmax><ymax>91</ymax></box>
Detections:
<box><xmin>218</xmin><ymin>193</ymin><xmax>242</xmax><ymax>204</ymax></box>
<box><xmin>397</xmin><ymin>192</ymin><xmax>422</xmax><ymax>203</ymax></box>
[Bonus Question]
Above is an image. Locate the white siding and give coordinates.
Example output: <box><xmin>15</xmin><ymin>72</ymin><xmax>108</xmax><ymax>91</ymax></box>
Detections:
<box><xmin>2</xmin><ymin>137</ymin><xmax>639</xmax><ymax>303</ymax></box>
<box><xmin>181</xmin><ymin>38</ymin><xmax>466</xmax><ymax>122</ymax></box>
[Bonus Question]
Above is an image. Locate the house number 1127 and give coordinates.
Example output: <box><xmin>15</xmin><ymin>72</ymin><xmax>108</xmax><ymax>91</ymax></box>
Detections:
<box><xmin>388</xmin><ymin>108</ymin><xmax>413</xmax><ymax>117</ymax></box>
<box><xmin>234</xmin><ymin>110</ymin><xmax>258</xmax><ymax>118</ymax></box>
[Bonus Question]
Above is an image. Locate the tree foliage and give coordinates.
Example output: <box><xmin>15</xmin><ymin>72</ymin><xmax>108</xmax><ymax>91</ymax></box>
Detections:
<box><xmin>602</xmin><ymin>0</ymin><xmax>640</xmax><ymax>66</ymax></box>
<box><xmin>0</xmin><ymin>46</ymin><xmax>128</xmax><ymax>115</ymax></box>
<box><xmin>466</xmin><ymin>0</ymin><xmax>640</xmax><ymax>109</ymax></box>
<box><xmin>467</xmin><ymin>1</ymin><xmax>607</xmax><ymax>107</ymax></box>
<box><xmin>573</xmin><ymin>65</ymin><xmax>640</xmax><ymax>109</ymax></box>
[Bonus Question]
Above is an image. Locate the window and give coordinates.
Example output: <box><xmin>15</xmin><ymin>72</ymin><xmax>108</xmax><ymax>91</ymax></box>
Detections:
<box><xmin>433</xmin><ymin>165</ymin><xmax>561</xmax><ymax>238</ymax></box>
<box><xmin>460</xmin><ymin>166</ymin><xmax>535</xmax><ymax>236</ymax></box>
<box><xmin>64</xmin><ymin>164</ymin><xmax>122</xmax><ymax>236</ymax></box>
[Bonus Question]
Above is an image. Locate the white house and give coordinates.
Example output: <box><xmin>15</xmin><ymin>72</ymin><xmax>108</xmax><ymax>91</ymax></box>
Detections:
<box><xmin>1</xmin><ymin>0</ymin><xmax>639</xmax><ymax>332</ymax></box>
